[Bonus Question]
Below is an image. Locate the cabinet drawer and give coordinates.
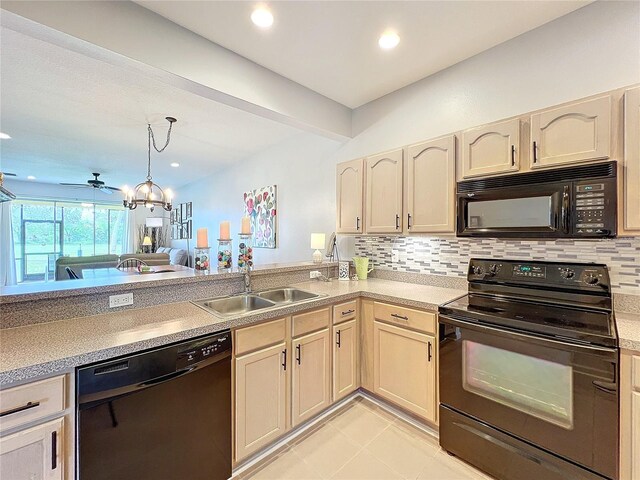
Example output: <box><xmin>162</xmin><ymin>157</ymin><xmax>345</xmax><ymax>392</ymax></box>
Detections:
<box><xmin>333</xmin><ymin>301</ymin><xmax>357</xmax><ymax>324</ymax></box>
<box><xmin>373</xmin><ymin>302</ymin><xmax>436</xmax><ymax>334</ymax></box>
<box><xmin>0</xmin><ymin>375</ymin><xmax>65</xmax><ymax>432</ymax></box>
<box><xmin>292</xmin><ymin>308</ymin><xmax>330</xmax><ymax>338</ymax></box>
<box><xmin>632</xmin><ymin>355</ymin><xmax>640</xmax><ymax>390</ymax></box>
<box><xmin>235</xmin><ymin>318</ymin><xmax>286</xmax><ymax>356</ymax></box>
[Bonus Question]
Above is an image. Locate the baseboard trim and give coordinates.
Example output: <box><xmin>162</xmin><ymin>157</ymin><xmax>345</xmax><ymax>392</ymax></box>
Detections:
<box><xmin>232</xmin><ymin>389</ymin><xmax>440</xmax><ymax>478</ymax></box>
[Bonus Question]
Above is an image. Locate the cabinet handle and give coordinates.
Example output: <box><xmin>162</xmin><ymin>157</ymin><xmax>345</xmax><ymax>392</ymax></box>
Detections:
<box><xmin>336</xmin><ymin>330</ymin><xmax>341</xmax><ymax>348</ymax></box>
<box><xmin>341</xmin><ymin>309</ymin><xmax>355</xmax><ymax>316</ymax></box>
<box><xmin>395</xmin><ymin>214</ymin><xmax>400</xmax><ymax>230</ymax></box>
<box><xmin>511</xmin><ymin>145</ymin><xmax>516</xmax><ymax>166</ymax></box>
<box><xmin>295</xmin><ymin>344</ymin><xmax>301</xmax><ymax>365</ymax></box>
<box><xmin>407</xmin><ymin>213</ymin><xmax>412</xmax><ymax>229</ymax></box>
<box><xmin>0</xmin><ymin>401</ymin><xmax>40</xmax><ymax>417</ymax></box>
<box><xmin>428</xmin><ymin>341</ymin><xmax>433</xmax><ymax>362</ymax></box>
<box><xmin>391</xmin><ymin>313</ymin><xmax>409</xmax><ymax>321</ymax></box>
<box><xmin>532</xmin><ymin>141</ymin><xmax>538</xmax><ymax>163</ymax></box>
<box><xmin>51</xmin><ymin>431</ymin><xmax>57</xmax><ymax>470</ymax></box>
<box><xmin>282</xmin><ymin>349</ymin><xmax>287</xmax><ymax>371</ymax></box>
<box><xmin>356</xmin><ymin>216</ymin><xmax>360</xmax><ymax>230</ymax></box>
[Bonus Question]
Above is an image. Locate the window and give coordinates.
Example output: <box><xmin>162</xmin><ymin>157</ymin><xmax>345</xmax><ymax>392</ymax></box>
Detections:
<box><xmin>11</xmin><ymin>199</ymin><xmax>128</xmax><ymax>283</ymax></box>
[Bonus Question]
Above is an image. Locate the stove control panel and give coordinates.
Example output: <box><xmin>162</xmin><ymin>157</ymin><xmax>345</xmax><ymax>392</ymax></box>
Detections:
<box><xmin>468</xmin><ymin>258</ymin><xmax>610</xmax><ymax>291</ymax></box>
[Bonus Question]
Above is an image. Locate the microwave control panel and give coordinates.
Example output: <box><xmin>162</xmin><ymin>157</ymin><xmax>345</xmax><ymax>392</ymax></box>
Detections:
<box><xmin>573</xmin><ymin>178</ymin><xmax>616</xmax><ymax>237</ymax></box>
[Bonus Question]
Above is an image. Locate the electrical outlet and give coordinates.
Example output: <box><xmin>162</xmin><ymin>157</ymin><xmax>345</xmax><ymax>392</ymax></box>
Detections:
<box><xmin>310</xmin><ymin>271</ymin><xmax>322</xmax><ymax>279</ymax></box>
<box><xmin>109</xmin><ymin>293</ymin><xmax>133</xmax><ymax>308</ymax></box>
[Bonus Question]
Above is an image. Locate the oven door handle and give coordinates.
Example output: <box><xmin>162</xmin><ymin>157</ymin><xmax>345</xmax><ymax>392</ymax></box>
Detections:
<box><xmin>439</xmin><ymin>314</ymin><xmax>617</xmax><ymax>356</ymax></box>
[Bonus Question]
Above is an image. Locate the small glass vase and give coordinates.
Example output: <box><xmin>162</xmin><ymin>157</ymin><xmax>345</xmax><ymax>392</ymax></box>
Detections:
<box><xmin>237</xmin><ymin>234</ymin><xmax>253</xmax><ymax>273</ymax></box>
<box><xmin>217</xmin><ymin>239</ymin><xmax>233</xmax><ymax>272</ymax></box>
<box><xmin>194</xmin><ymin>247</ymin><xmax>211</xmax><ymax>274</ymax></box>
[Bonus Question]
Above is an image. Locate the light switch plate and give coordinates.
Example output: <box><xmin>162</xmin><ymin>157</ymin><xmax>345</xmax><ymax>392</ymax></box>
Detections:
<box><xmin>109</xmin><ymin>293</ymin><xmax>133</xmax><ymax>308</ymax></box>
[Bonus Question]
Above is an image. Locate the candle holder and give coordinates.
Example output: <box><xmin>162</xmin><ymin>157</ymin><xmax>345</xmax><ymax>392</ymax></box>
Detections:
<box><xmin>194</xmin><ymin>247</ymin><xmax>211</xmax><ymax>274</ymax></box>
<box><xmin>217</xmin><ymin>239</ymin><xmax>233</xmax><ymax>271</ymax></box>
<box><xmin>238</xmin><ymin>234</ymin><xmax>253</xmax><ymax>273</ymax></box>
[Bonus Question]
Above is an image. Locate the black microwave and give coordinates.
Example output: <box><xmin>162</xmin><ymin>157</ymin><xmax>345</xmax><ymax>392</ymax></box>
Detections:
<box><xmin>456</xmin><ymin>161</ymin><xmax>617</xmax><ymax>238</ymax></box>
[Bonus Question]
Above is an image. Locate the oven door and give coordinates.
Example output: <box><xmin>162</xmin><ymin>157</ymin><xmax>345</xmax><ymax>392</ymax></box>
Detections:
<box><xmin>439</xmin><ymin>315</ymin><xmax>618</xmax><ymax>479</ymax></box>
<box><xmin>457</xmin><ymin>182</ymin><xmax>569</xmax><ymax>237</ymax></box>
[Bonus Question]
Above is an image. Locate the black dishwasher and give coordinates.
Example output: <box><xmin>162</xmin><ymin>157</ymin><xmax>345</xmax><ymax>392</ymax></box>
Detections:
<box><xmin>77</xmin><ymin>330</ymin><xmax>232</xmax><ymax>480</ymax></box>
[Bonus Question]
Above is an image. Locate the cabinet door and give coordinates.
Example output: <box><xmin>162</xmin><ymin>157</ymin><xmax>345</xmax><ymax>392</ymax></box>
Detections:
<box><xmin>530</xmin><ymin>95</ymin><xmax>611</xmax><ymax>169</ymax></box>
<box><xmin>0</xmin><ymin>417</ymin><xmax>64</xmax><ymax>480</ymax></box>
<box><xmin>333</xmin><ymin>319</ymin><xmax>358</xmax><ymax>402</ymax></box>
<box><xmin>461</xmin><ymin>118</ymin><xmax>520</xmax><ymax>178</ymax></box>
<box><xmin>373</xmin><ymin>322</ymin><xmax>436</xmax><ymax>423</ymax></box>
<box><xmin>624</xmin><ymin>86</ymin><xmax>640</xmax><ymax>230</ymax></box>
<box><xmin>632</xmin><ymin>391</ymin><xmax>640</xmax><ymax>479</ymax></box>
<box><xmin>235</xmin><ymin>343</ymin><xmax>287</xmax><ymax>461</ymax></box>
<box><xmin>292</xmin><ymin>329</ymin><xmax>331</xmax><ymax>426</ymax></box>
<box><xmin>365</xmin><ymin>149</ymin><xmax>403</xmax><ymax>233</ymax></box>
<box><xmin>406</xmin><ymin>135</ymin><xmax>456</xmax><ymax>233</ymax></box>
<box><xmin>336</xmin><ymin>158</ymin><xmax>364</xmax><ymax>233</ymax></box>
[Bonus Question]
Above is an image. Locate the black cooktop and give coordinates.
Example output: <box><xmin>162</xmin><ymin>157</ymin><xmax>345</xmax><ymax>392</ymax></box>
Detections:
<box><xmin>439</xmin><ymin>294</ymin><xmax>617</xmax><ymax>347</ymax></box>
<box><xmin>438</xmin><ymin>258</ymin><xmax>618</xmax><ymax>348</ymax></box>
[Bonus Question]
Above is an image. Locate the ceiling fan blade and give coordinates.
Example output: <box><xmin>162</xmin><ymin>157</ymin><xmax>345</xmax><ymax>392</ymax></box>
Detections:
<box><xmin>99</xmin><ymin>186</ymin><xmax>114</xmax><ymax>194</ymax></box>
<box><xmin>2</xmin><ymin>172</ymin><xmax>17</xmax><ymax>176</ymax></box>
<box><xmin>60</xmin><ymin>183</ymin><xmax>90</xmax><ymax>187</ymax></box>
<box><xmin>103</xmin><ymin>186</ymin><xmax>122</xmax><ymax>192</ymax></box>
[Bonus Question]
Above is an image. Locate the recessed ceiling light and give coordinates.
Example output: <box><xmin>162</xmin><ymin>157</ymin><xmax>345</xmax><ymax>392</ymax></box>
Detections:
<box><xmin>170</xmin><ymin>162</ymin><xmax>180</xmax><ymax>168</ymax></box>
<box><xmin>27</xmin><ymin>175</ymin><xmax>36</xmax><ymax>180</ymax></box>
<box><xmin>379</xmin><ymin>32</ymin><xmax>400</xmax><ymax>50</ymax></box>
<box><xmin>0</xmin><ymin>132</ymin><xmax>11</xmax><ymax>140</ymax></box>
<box><xmin>251</xmin><ymin>7</ymin><xmax>273</xmax><ymax>28</ymax></box>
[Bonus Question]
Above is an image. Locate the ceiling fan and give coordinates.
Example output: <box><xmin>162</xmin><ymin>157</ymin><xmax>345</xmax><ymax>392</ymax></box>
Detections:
<box><xmin>60</xmin><ymin>172</ymin><xmax>121</xmax><ymax>195</ymax></box>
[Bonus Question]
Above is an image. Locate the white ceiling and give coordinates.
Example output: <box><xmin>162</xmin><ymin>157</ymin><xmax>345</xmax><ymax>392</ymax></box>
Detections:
<box><xmin>137</xmin><ymin>0</ymin><xmax>591</xmax><ymax>108</ymax></box>
<box><xmin>0</xmin><ymin>27</ymin><xmax>307</xmax><ymax>193</ymax></box>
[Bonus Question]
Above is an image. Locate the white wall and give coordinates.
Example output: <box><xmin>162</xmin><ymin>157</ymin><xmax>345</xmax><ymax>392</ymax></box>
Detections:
<box><xmin>173</xmin><ymin>1</ymin><xmax>639</xmax><ymax>265</ymax></box>
<box><xmin>171</xmin><ymin>133</ymin><xmax>343</xmax><ymax>264</ymax></box>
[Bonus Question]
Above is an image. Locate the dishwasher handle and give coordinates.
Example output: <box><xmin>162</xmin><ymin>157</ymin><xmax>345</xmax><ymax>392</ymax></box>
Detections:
<box><xmin>139</xmin><ymin>366</ymin><xmax>195</xmax><ymax>388</ymax></box>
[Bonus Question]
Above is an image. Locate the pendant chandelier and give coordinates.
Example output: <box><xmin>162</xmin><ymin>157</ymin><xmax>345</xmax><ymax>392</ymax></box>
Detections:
<box><xmin>123</xmin><ymin>116</ymin><xmax>176</xmax><ymax>212</ymax></box>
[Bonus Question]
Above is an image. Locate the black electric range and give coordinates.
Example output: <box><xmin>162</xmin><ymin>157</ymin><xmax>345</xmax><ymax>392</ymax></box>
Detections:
<box><xmin>438</xmin><ymin>258</ymin><xmax>619</xmax><ymax>480</ymax></box>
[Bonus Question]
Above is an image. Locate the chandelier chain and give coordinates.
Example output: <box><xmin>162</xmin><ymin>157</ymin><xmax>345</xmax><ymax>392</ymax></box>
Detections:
<box><xmin>146</xmin><ymin>120</ymin><xmax>174</xmax><ymax>180</ymax></box>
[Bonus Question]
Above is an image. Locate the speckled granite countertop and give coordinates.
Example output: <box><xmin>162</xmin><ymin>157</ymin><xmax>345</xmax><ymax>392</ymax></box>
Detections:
<box><xmin>616</xmin><ymin>311</ymin><xmax>640</xmax><ymax>352</ymax></box>
<box><xmin>0</xmin><ymin>279</ymin><xmax>464</xmax><ymax>386</ymax></box>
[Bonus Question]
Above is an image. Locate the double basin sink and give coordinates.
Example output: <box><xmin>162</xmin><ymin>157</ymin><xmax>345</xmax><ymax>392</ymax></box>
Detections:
<box><xmin>193</xmin><ymin>287</ymin><xmax>324</xmax><ymax>318</ymax></box>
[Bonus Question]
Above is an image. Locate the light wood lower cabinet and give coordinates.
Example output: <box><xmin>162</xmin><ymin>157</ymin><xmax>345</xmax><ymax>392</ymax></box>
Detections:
<box><xmin>235</xmin><ymin>342</ymin><xmax>288</xmax><ymax>461</ymax></box>
<box><xmin>333</xmin><ymin>319</ymin><xmax>358</xmax><ymax>401</ymax></box>
<box><xmin>0</xmin><ymin>417</ymin><xmax>64</xmax><ymax>480</ymax></box>
<box><xmin>373</xmin><ymin>321</ymin><xmax>437</xmax><ymax>423</ymax></box>
<box><xmin>292</xmin><ymin>328</ymin><xmax>331</xmax><ymax>427</ymax></box>
<box><xmin>621</xmin><ymin>351</ymin><xmax>640</xmax><ymax>480</ymax></box>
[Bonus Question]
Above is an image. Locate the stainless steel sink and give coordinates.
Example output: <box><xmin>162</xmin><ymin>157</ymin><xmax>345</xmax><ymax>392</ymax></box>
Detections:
<box><xmin>193</xmin><ymin>287</ymin><xmax>324</xmax><ymax>318</ymax></box>
<box><xmin>257</xmin><ymin>287</ymin><xmax>320</xmax><ymax>304</ymax></box>
<box><xmin>194</xmin><ymin>294</ymin><xmax>275</xmax><ymax>317</ymax></box>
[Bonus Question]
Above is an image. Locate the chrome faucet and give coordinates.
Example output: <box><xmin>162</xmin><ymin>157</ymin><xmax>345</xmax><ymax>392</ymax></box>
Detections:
<box><xmin>244</xmin><ymin>270</ymin><xmax>252</xmax><ymax>293</ymax></box>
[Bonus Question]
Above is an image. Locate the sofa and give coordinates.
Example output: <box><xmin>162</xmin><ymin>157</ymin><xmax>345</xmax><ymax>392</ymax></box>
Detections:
<box><xmin>54</xmin><ymin>248</ymin><xmax>188</xmax><ymax>280</ymax></box>
<box><xmin>155</xmin><ymin>247</ymin><xmax>189</xmax><ymax>266</ymax></box>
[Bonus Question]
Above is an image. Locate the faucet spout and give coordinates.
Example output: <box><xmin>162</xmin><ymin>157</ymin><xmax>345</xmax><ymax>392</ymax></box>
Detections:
<box><xmin>244</xmin><ymin>271</ymin><xmax>252</xmax><ymax>293</ymax></box>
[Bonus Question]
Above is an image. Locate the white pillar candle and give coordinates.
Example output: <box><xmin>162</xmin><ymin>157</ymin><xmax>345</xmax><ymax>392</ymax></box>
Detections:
<box><xmin>196</xmin><ymin>228</ymin><xmax>209</xmax><ymax>248</ymax></box>
<box><xmin>241</xmin><ymin>216</ymin><xmax>251</xmax><ymax>235</ymax></box>
<box><xmin>219</xmin><ymin>221</ymin><xmax>231</xmax><ymax>240</ymax></box>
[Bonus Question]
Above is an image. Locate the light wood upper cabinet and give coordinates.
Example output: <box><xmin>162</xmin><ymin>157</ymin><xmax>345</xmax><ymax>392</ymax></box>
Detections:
<box><xmin>373</xmin><ymin>321</ymin><xmax>437</xmax><ymax>423</ymax></box>
<box><xmin>365</xmin><ymin>149</ymin><xmax>403</xmax><ymax>233</ymax></box>
<box><xmin>0</xmin><ymin>417</ymin><xmax>64</xmax><ymax>480</ymax></box>
<box><xmin>291</xmin><ymin>328</ymin><xmax>331</xmax><ymax>427</ymax></box>
<box><xmin>336</xmin><ymin>158</ymin><xmax>364</xmax><ymax>233</ymax></box>
<box><xmin>461</xmin><ymin>118</ymin><xmax>520</xmax><ymax>178</ymax></box>
<box><xmin>530</xmin><ymin>95</ymin><xmax>611</xmax><ymax>169</ymax></box>
<box><xmin>333</xmin><ymin>319</ymin><xmax>358</xmax><ymax>402</ymax></box>
<box><xmin>405</xmin><ymin>135</ymin><xmax>456</xmax><ymax>233</ymax></box>
<box><xmin>235</xmin><ymin>342</ymin><xmax>288</xmax><ymax>461</ymax></box>
<box><xmin>624</xmin><ymin>86</ymin><xmax>640</xmax><ymax>230</ymax></box>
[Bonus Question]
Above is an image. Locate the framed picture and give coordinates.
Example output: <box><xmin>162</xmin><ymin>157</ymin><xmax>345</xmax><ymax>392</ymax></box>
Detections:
<box><xmin>243</xmin><ymin>185</ymin><xmax>277</xmax><ymax>248</ymax></box>
<box><xmin>186</xmin><ymin>202</ymin><xmax>192</xmax><ymax>219</ymax></box>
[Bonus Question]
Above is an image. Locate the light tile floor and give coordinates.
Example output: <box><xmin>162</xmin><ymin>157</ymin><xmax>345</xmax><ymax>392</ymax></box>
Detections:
<box><xmin>239</xmin><ymin>397</ymin><xmax>491</xmax><ymax>480</ymax></box>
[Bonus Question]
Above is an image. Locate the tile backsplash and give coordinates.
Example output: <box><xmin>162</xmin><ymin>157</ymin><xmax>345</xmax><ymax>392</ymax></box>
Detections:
<box><xmin>355</xmin><ymin>236</ymin><xmax>640</xmax><ymax>294</ymax></box>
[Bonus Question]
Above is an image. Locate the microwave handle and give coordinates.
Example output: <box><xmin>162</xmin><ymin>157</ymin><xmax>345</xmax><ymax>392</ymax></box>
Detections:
<box><xmin>561</xmin><ymin>185</ymin><xmax>570</xmax><ymax>234</ymax></box>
